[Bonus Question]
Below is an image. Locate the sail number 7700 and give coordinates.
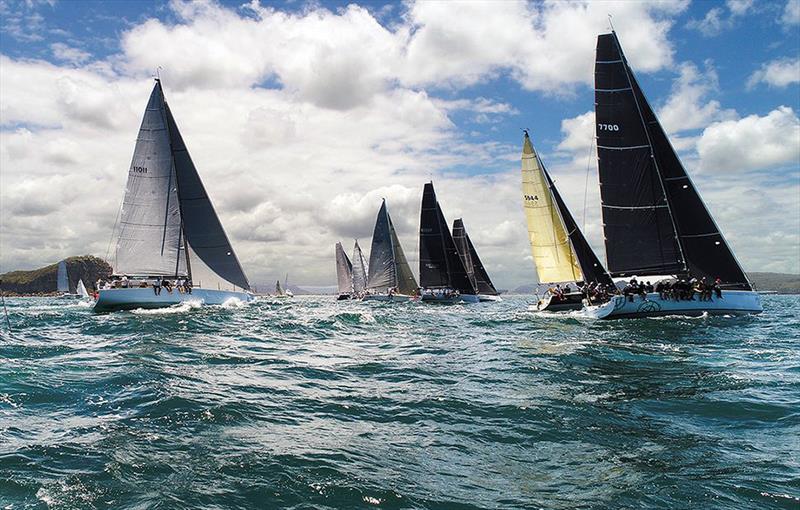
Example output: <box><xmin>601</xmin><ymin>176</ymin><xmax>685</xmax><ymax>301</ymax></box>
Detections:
<box><xmin>597</xmin><ymin>123</ymin><xmax>620</xmax><ymax>131</ymax></box>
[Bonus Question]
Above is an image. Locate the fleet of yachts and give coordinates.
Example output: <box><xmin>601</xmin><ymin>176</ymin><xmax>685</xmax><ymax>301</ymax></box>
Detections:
<box><xmin>90</xmin><ymin>31</ymin><xmax>763</xmax><ymax>319</ymax></box>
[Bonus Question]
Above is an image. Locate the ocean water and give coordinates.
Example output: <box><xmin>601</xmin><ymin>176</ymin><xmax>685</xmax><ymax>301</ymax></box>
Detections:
<box><xmin>0</xmin><ymin>295</ymin><xmax>798</xmax><ymax>510</ymax></box>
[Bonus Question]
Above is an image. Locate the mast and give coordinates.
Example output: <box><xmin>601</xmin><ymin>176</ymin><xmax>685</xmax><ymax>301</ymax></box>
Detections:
<box><xmin>158</xmin><ymin>78</ymin><xmax>191</xmax><ymax>281</ymax></box>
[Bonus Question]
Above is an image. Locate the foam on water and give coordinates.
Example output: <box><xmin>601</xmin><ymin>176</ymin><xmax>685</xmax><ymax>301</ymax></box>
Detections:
<box><xmin>131</xmin><ymin>299</ymin><xmax>203</xmax><ymax>314</ymax></box>
<box><xmin>0</xmin><ymin>294</ymin><xmax>797</xmax><ymax>509</ymax></box>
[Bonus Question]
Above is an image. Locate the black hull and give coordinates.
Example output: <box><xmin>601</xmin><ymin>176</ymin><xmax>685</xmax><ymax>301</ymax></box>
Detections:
<box><xmin>537</xmin><ymin>292</ymin><xmax>585</xmax><ymax>312</ymax></box>
<box><xmin>337</xmin><ymin>294</ymin><xmax>352</xmax><ymax>301</ymax></box>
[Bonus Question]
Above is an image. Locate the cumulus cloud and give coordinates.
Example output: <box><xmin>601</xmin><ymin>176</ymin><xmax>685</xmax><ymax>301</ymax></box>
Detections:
<box><xmin>687</xmin><ymin>0</ymin><xmax>753</xmax><ymax>36</ymax></box>
<box><xmin>50</xmin><ymin>42</ymin><xmax>90</xmax><ymax>64</ymax></box>
<box><xmin>782</xmin><ymin>0</ymin><xmax>800</xmax><ymax>26</ymax></box>
<box><xmin>657</xmin><ymin>60</ymin><xmax>737</xmax><ymax>134</ymax></box>
<box><xmin>747</xmin><ymin>58</ymin><xmax>800</xmax><ymax>89</ymax></box>
<box><xmin>696</xmin><ymin>106</ymin><xmax>800</xmax><ymax>173</ymax></box>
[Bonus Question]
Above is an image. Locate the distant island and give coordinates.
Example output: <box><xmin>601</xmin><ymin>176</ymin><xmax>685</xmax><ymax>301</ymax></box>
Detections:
<box><xmin>512</xmin><ymin>272</ymin><xmax>800</xmax><ymax>295</ymax></box>
<box><xmin>0</xmin><ymin>255</ymin><xmax>111</xmax><ymax>296</ymax></box>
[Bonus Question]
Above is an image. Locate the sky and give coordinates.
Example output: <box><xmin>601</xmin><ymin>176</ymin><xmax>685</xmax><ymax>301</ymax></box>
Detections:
<box><xmin>1</xmin><ymin>0</ymin><xmax>798</xmax><ymax>290</ymax></box>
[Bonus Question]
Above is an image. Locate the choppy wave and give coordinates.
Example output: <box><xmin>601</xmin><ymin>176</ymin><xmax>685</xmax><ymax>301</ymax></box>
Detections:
<box><xmin>0</xmin><ymin>294</ymin><xmax>797</xmax><ymax>509</ymax></box>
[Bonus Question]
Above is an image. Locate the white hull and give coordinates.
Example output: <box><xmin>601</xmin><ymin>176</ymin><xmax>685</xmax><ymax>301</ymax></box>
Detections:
<box><xmin>588</xmin><ymin>290</ymin><xmax>762</xmax><ymax>319</ymax></box>
<box><xmin>94</xmin><ymin>287</ymin><xmax>253</xmax><ymax>312</ymax></box>
<box><xmin>361</xmin><ymin>294</ymin><xmax>415</xmax><ymax>302</ymax></box>
<box><xmin>478</xmin><ymin>294</ymin><xmax>502</xmax><ymax>302</ymax></box>
<box><xmin>421</xmin><ymin>293</ymin><xmax>480</xmax><ymax>304</ymax></box>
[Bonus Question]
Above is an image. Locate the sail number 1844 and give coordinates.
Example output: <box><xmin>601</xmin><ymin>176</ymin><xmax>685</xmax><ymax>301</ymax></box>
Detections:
<box><xmin>598</xmin><ymin>123</ymin><xmax>620</xmax><ymax>131</ymax></box>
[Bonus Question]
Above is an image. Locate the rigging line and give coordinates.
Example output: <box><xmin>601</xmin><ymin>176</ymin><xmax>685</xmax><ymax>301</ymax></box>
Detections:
<box><xmin>0</xmin><ymin>281</ymin><xmax>11</xmax><ymax>333</ymax></box>
<box><xmin>582</xmin><ymin>134</ymin><xmax>595</xmax><ymax>232</ymax></box>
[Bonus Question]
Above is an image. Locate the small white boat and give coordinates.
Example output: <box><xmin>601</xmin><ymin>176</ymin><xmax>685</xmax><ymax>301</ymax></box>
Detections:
<box><xmin>76</xmin><ymin>279</ymin><xmax>89</xmax><ymax>299</ymax></box>
<box><xmin>588</xmin><ymin>290</ymin><xmax>762</xmax><ymax>319</ymax></box>
<box><xmin>94</xmin><ymin>287</ymin><xmax>252</xmax><ymax>312</ymax></box>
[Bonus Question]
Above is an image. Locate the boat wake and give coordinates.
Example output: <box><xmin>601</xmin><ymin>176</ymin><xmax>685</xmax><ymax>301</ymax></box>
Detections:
<box><xmin>132</xmin><ymin>300</ymin><xmax>203</xmax><ymax>315</ymax></box>
<box><xmin>220</xmin><ymin>297</ymin><xmax>247</xmax><ymax>309</ymax></box>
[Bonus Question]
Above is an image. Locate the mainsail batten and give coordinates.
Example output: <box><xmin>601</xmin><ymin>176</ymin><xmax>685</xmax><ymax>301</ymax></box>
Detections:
<box><xmin>595</xmin><ymin>33</ymin><xmax>752</xmax><ymax>289</ymax></box>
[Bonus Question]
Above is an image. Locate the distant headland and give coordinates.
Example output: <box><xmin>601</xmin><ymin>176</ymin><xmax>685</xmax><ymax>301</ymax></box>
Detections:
<box><xmin>0</xmin><ymin>256</ymin><xmax>111</xmax><ymax>296</ymax></box>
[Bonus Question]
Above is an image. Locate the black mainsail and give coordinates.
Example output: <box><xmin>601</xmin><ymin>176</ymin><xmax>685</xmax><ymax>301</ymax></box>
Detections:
<box><xmin>335</xmin><ymin>242</ymin><xmax>353</xmax><ymax>296</ymax></box>
<box><xmin>452</xmin><ymin>219</ymin><xmax>499</xmax><ymax>295</ymax></box>
<box><xmin>595</xmin><ymin>32</ymin><xmax>751</xmax><ymax>289</ymax></box>
<box><xmin>114</xmin><ymin>80</ymin><xmax>250</xmax><ymax>290</ymax></box>
<box><xmin>366</xmin><ymin>200</ymin><xmax>418</xmax><ymax>295</ymax></box>
<box><xmin>419</xmin><ymin>183</ymin><xmax>476</xmax><ymax>294</ymax></box>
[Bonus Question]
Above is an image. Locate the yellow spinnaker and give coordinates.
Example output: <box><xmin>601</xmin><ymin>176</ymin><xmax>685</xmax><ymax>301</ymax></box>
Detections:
<box><xmin>521</xmin><ymin>133</ymin><xmax>582</xmax><ymax>283</ymax></box>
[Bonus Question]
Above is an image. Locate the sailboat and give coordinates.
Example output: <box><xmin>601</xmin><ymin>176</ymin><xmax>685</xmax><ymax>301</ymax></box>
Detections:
<box><xmin>362</xmin><ymin>199</ymin><xmax>418</xmax><ymax>301</ymax></box>
<box><xmin>76</xmin><ymin>279</ymin><xmax>89</xmax><ymax>299</ymax></box>
<box><xmin>451</xmin><ymin>219</ymin><xmax>501</xmax><ymax>302</ymax></box>
<box><xmin>521</xmin><ymin>131</ymin><xmax>615</xmax><ymax>312</ymax></box>
<box><xmin>94</xmin><ymin>79</ymin><xmax>253</xmax><ymax>312</ymax></box>
<box><xmin>335</xmin><ymin>242</ymin><xmax>353</xmax><ymax>300</ymax></box>
<box><xmin>419</xmin><ymin>182</ymin><xmax>479</xmax><ymax>304</ymax></box>
<box><xmin>351</xmin><ymin>240</ymin><xmax>368</xmax><ymax>297</ymax></box>
<box><xmin>56</xmin><ymin>260</ymin><xmax>71</xmax><ymax>297</ymax></box>
<box><xmin>589</xmin><ymin>31</ymin><xmax>761</xmax><ymax>319</ymax></box>
<box><xmin>283</xmin><ymin>273</ymin><xmax>294</xmax><ymax>298</ymax></box>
